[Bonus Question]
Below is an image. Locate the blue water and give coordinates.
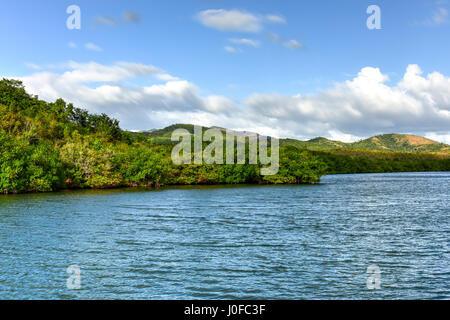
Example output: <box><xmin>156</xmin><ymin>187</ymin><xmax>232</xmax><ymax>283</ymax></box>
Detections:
<box><xmin>0</xmin><ymin>172</ymin><xmax>448</xmax><ymax>299</ymax></box>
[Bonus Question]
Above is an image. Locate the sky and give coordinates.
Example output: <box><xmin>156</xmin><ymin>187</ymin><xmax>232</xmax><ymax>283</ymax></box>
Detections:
<box><xmin>1</xmin><ymin>0</ymin><xmax>450</xmax><ymax>143</ymax></box>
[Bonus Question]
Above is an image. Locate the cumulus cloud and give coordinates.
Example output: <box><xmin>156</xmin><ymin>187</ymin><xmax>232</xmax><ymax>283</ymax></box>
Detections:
<box><xmin>196</xmin><ymin>9</ymin><xmax>287</xmax><ymax>33</ymax></box>
<box><xmin>16</xmin><ymin>61</ymin><xmax>238</xmax><ymax>130</ymax></box>
<box><xmin>244</xmin><ymin>65</ymin><xmax>450</xmax><ymax>140</ymax></box>
<box><xmin>9</xmin><ymin>62</ymin><xmax>450</xmax><ymax>144</ymax></box>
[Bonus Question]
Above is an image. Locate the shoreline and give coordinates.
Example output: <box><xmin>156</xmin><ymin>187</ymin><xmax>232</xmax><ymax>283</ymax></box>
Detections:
<box><xmin>2</xmin><ymin>170</ymin><xmax>448</xmax><ymax>196</ymax></box>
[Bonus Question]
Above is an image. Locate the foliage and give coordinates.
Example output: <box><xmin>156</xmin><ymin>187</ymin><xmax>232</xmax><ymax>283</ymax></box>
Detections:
<box><xmin>1</xmin><ymin>78</ymin><xmax>447</xmax><ymax>194</ymax></box>
<box><xmin>0</xmin><ymin>79</ymin><xmax>328</xmax><ymax>193</ymax></box>
<box><xmin>0</xmin><ymin>131</ymin><xmax>63</xmax><ymax>193</ymax></box>
<box><xmin>263</xmin><ymin>147</ymin><xmax>328</xmax><ymax>184</ymax></box>
<box><xmin>312</xmin><ymin>149</ymin><xmax>450</xmax><ymax>174</ymax></box>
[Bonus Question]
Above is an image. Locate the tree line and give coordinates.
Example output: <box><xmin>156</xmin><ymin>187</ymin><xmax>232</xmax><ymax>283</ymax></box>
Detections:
<box><xmin>0</xmin><ymin>79</ymin><xmax>327</xmax><ymax>194</ymax></box>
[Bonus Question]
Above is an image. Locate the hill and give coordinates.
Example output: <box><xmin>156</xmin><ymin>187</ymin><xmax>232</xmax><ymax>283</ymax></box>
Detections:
<box><xmin>281</xmin><ymin>137</ymin><xmax>347</xmax><ymax>151</ymax></box>
<box><xmin>350</xmin><ymin>134</ymin><xmax>449</xmax><ymax>152</ymax></box>
<box><xmin>140</xmin><ymin>124</ymin><xmax>450</xmax><ymax>175</ymax></box>
<box><xmin>143</xmin><ymin>124</ymin><xmax>450</xmax><ymax>153</ymax></box>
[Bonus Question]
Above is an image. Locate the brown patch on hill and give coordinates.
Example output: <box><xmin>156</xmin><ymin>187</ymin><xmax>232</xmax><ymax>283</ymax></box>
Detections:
<box><xmin>400</xmin><ymin>135</ymin><xmax>440</xmax><ymax>146</ymax></box>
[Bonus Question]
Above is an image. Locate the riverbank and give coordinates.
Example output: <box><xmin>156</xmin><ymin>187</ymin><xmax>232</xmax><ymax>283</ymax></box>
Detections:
<box><xmin>3</xmin><ymin>169</ymin><xmax>450</xmax><ymax>195</ymax></box>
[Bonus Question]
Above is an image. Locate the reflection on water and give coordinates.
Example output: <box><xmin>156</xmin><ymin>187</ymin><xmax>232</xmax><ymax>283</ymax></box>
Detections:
<box><xmin>0</xmin><ymin>172</ymin><xmax>449</xmax><ymax>299</ymax></box>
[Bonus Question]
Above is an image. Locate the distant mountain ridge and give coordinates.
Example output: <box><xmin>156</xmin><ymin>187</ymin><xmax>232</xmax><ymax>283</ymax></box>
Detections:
<box><xmin>284</xmin><ymin>133</ymin><xmax>449</xmax><ymax>152</ymax></box>
<box><xmin>141</xmin><ymin>124</ymin><xmax>450</xmax><ymax>153</ymax></box>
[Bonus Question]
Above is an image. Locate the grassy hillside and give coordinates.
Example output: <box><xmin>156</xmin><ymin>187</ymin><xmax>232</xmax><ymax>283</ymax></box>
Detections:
<box><xmin>281</xmin><ymin>137</ymin><xmax>347</xmax><ymax>151</ymax></box>
<box><xmin>350</xmin><ymin>134</ymin><xmax>449</xmax><ymax>152</ymax></box>
<box><xmin>281</xmin><ymin>133</ymin><xmax>449</xmax><ymax>153</ymax></box>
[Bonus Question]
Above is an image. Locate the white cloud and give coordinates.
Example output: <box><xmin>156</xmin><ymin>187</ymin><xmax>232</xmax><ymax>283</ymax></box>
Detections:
<box><xmin>267</xmin><ymin>32</ymin><xmax>282</xmax><ymax>43</ymax></box>
<box><xmin>265</xmin><ymin>14</ymin><xmax>286</xmax><ymax>24</ymax></box>
<box><xmin>432</xmin><ymin>7</ymin><xmax>448</xmax><ymax>24</ymax></box>
<box><xmin>95</xmin><ymin>16</ymin><xmax>117</xmax><ymax>26</ymax></box>
<box><xmin>243</xmin><ymin>65</ymin><xmax>450</xmax><ymax>141</ymax></box>
<box><xmin>229</xmin><ymin>38</ymin><xmax>260</xmax><ymax>47</ymax></box>
<box><xmin>61</xmin><ymin>61</ymin><xmax>166</xmax><ymax>83</ymax></box>
<box><xmin>24</xmin><ymin>62</ymin><xmax>41</xmax><ymax>70</ymax></box>
<box><xmin>84</xmin><ymin>43</ymin><xmax>103</xmax><ymax>52</ymax></box>
<box><xmin>196</xmin><ymin>9</ymin><xmax>286</xmax><ymax>33</ymax></box>
<box><xmin>284</xmin><ymin>40</ymin><xmax>304</xmax><ymax>49</ymax></box>
<box><xmin>196</xmin><ymin>9</ymin><xmax>262</xmax><ymax>32</ymax></box>
<box><xmin>9</xmin><ymin>62</ymin><xmax>450</xmax><ymax>144</ymax></box>
<box><xmin>267</xmin><ymin>34</ymin><xmax>306</xmax><ymax>50</ymax></box>
<box><xmin>16</xmin><ymin>61</ymin><xmax>238</xmax><ymax>130</ymax></box>
<box><xmin>425</xmin><ymin>132</ymin><xmax>450</xmax><ymax>144</ymax></box>
<box><xmin>328</xmin><ymin>130</ymin><xmax>362</xmax><ymax>143</ymax></box>
<box><xmin>224</xmin><ymin>46</ymin><xmax>239</xmax><ymax>53</ymax></box>
<box><xmin>420</xmin><ymin>6</ymin><xmax>449</xmax><ymax>26</ymax></box>
<box><xmin>68</xmin><ymin>42</ymin><xmax>77</xmax><ymax>49</ymax></box>
<box><xmin>155</xmin><ymin>73</ymin><xmax>179</xmax><ymax>81</ymax></box>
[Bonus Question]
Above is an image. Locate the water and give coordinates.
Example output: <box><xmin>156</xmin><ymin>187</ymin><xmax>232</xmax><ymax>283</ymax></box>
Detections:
<box><xmin>0</xmin><ymin>172</ymin><xmax>448</xmax><ymax>300</ymax></box>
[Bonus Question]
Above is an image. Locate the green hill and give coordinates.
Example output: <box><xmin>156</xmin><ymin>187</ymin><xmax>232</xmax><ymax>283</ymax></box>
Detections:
<box><xmin>281</xmin><ymin>133</ymin><xmax>449</xmax><ymax>153</ymax></box>
<box><xmin>143</xmin><ymin>125</ymin><xmax>450</xmax><ymax>153</ymax></box>
<box><xmin>281</xmin><ymin>137</ymin><xmax>347</xmax><ymax>151</ymax></box>
<box><xmin>350</xmin><ymin>134</ymin><xmax>449</xmax><ymax>152</ymax></box>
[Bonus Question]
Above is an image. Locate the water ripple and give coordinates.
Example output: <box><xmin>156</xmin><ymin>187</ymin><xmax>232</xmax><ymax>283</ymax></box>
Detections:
<box><xmin>0</xmin><ymin>172</ymin><xmax>448</xmax><ymax>299</ymax></box>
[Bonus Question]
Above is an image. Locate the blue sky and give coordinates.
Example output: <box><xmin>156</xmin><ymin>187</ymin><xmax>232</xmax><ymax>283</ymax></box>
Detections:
<box><xmin>1</xmin><ymin>0</ymin><xmax>450</xmax><ymax>142</ymax></box>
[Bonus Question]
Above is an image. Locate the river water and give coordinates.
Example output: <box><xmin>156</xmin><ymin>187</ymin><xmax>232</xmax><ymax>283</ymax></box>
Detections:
<box><xmin>0</xmin><ymin>172</ymin><xmax>448</xmax><ymax>299</ymax></box>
